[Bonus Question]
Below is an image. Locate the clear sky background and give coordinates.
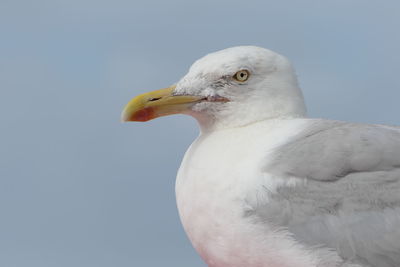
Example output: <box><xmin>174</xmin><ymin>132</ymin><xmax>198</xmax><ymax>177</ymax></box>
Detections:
<box><xmin>1</xmin><ymin>1</ymin><xmax>400</xmax><ymax>266</ymax></box>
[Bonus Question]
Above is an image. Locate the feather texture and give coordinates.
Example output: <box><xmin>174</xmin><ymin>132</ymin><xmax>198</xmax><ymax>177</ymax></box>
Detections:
<box><xmin>247</xmin><ymin>119</ymin><xmax>400</xmax><ymax>266</ymax></box>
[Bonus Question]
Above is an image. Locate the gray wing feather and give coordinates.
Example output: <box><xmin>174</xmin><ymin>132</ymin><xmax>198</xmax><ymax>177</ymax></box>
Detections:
<box><xmin>254</xmin><ymin>119</ymin><xmax>400</xmax><ymax>267</ymax></box>
<box><xmin>266</xmin><ymin>120</ymin><xmax>400</xmax><ymax>181</ymax></box>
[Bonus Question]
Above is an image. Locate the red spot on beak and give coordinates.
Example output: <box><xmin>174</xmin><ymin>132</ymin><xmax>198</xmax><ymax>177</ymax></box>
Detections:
<box><xmin>132</xmin><ymin>107</ymin><xmax>155</xmax><ymax>122</ymax></box>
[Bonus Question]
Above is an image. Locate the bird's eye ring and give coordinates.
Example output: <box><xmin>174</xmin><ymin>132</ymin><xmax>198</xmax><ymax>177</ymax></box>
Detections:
<box><xmin>233</xmin><ymin>70</ymin><xmax>250</xmax><ymax>82</ymax></box>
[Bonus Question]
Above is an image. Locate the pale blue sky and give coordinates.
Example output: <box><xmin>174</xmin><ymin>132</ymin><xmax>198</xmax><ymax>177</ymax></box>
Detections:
<box><xmin>1</xmin><ymin>1</ymin><xmax>400</xmax><ymax>266</ymax></box>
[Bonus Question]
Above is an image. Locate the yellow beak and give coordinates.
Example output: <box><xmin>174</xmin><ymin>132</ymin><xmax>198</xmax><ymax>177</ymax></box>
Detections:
<box><xmin>121</xmin><ymin>85</ymin><xmax>204</xmax><ymax>122</ymax></box>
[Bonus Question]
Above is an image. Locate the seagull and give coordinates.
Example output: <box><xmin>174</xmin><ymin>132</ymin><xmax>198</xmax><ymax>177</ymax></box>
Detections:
<box><xmin>121</xmin><ymin>46</ymin><xmax>400</xmax><ymax>267</ymax></box>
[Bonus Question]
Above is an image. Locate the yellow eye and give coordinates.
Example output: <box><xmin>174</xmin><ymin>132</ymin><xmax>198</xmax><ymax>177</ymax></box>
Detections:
<box><xmin>233</xmin><ymin>70</ymin><xmax>250</xmax><ymax>82</ymax></box>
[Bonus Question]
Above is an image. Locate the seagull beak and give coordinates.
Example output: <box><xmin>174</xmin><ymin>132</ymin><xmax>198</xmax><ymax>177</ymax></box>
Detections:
<box><xmin>121</xmin><ymin>85</ymin><xmax>204</xmax><ymax>122</ymax></box>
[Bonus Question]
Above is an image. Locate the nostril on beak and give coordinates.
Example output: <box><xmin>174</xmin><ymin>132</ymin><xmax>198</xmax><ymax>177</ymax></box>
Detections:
<box><xmin>148</xmin><ymin>97</ymin><xmax>162</xmax><ymax>102</ymax></box>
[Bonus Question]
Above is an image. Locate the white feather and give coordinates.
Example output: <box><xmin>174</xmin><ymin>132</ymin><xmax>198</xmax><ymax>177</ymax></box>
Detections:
<box><xmin>172</xmin><ymin>46</ymin><xmax>400</xmax><ymax>267</ymax></box>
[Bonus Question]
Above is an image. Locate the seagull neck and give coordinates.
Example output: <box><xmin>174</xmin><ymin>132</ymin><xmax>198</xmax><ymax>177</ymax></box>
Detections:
<box><xmin>196</xmin><ymin>113</ymin><xmax>307</xmax><ymax>134</ymax></box>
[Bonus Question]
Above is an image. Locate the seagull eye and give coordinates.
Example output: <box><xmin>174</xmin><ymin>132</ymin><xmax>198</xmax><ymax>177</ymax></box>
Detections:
<box><xmin>233</xmin><ymin>70</ymin><xmax>250</xmax><ymax>82</ymax></box>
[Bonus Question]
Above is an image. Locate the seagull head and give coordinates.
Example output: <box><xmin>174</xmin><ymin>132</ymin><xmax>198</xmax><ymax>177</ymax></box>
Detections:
<box><xmin>122</xmin><ymin>46</ymin><xmax>306</xmax><ymax>131</ymax></box>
